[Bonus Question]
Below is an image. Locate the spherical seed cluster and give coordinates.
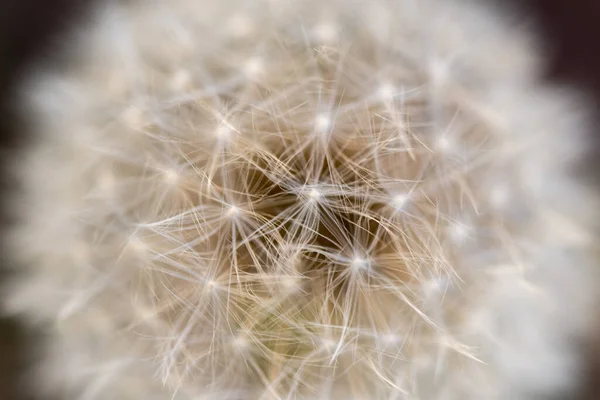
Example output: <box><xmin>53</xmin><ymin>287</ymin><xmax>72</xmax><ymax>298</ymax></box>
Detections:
<box><xmin>3</xmin><ymin>0</ymin><xmax>599</xmax><ymax>399</ymax></box>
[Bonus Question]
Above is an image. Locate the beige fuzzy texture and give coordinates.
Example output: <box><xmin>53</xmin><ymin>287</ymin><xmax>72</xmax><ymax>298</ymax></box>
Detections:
<box><xmin>3</xmin><ymin>0</ymin><xmax>600</xmax><ymax>399</ymax></box>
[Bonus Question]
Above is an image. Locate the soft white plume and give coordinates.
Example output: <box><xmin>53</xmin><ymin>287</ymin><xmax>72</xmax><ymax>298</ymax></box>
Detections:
<box><xmin>3</xmin><ymin>0</ymin><xmax>600</xmax><ymax>399</ymax></box>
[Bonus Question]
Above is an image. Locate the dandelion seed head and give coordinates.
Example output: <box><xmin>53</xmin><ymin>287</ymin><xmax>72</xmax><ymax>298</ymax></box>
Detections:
<box><xmin>7</xmin><ymin>0</ymin><xmax>599</xmax><ymax>400</ymax></box>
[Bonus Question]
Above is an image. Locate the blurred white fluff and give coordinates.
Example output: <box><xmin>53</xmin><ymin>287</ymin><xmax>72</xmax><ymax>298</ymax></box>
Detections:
<box><xmin>3</xmin><ymin>0</ymin><xmax>600</xmax><ymax>399</ymax></box>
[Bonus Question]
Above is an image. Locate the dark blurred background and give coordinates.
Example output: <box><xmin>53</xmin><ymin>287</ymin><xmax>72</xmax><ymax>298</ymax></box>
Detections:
<box><xmin>1</xmin><ymin>0</ymin><xmax>600</xmax><ymax>399</ymax></box>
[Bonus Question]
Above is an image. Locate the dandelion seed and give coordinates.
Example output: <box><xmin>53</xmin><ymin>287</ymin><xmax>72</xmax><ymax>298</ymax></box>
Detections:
<box><xmin>215</xmin><ymin>124</ymin><xmax>232</xmax><ymax>141</ymax></box>
<box><xmin>429</xmin><ymin>56</ymin><xmax>449</xmax><ymax>87</ymax></box>
<box><xmin>378</xmin><ymin>82</ymin><xmax>396</xmax><ymax>102</ymax></box>
<box><xmin>73</xmin><ymin>243</ymin><xmax>91</xmax><ymax>265</ymax></box>
<box><xmin>315</xmin><ymin>113</ymin><xmax>331</xmax><ymax>133</ymax></box>
<box><xmin>279</xmin><ymin>275</ymin><xmax>301</xmax><ymax>294</ymax></box>
<box><xmin>227</xmin><ymin>14</ymin><xmax>254</xmax><ymax>38</ymax></box>
<box><xmin>135</xmin><ymin>305</ymin><xmax>158</xmax><ymax>322</ymax></box>
<box><xmin>449</xmin><ymin>222</ymin><xmax>470</xmax><ymax>243</ymax></box>
<box><xmin>233</xmin><ymin>334</ymin><xmax>251</xmax><ymax>351</ymax></box>
<box><xmin>121</xmin><ymin>106</ymin><xmax>145</xmax><ymax>130</ymax></box>
<box><xmin>168</xmin><ymin>69</ymin><xmax>191</xmax><ymax>90</ymax></box>
<box><xmin>312</xmin><ymin>22</ymin><xmax>338</xmax><ymax>43</ymax></box>
<box><xmin>206</xmin><ymin>280</ymin><xmax>217</xmax><ymax>289</ymax></box>
<box><xmin>380</xmin><ymin>333</ymin><xmax>401</xmax><ymax>347</ymax></box>
<box><xmin>162</xmin><ymin>168</ymin><xmax>180</xmax><ymax>185</ymax></box>
<box><xmin>243</xmin><ymin>57</ymin><xmax>264</xmax><ymax>78</ymax></box>
<box><xmin>423</xmin><ymin>276</ymin><xmax>449</xmax><ymax>298</ymax></box>
<box><xmin>227</xmin><ymin>205</ymin><xmax>240</xmax><ymax>217</ymax></box>
<box><xmin>390</xmin><ymin>193</ymin><xmax>408</xmax><ymax>209</ymax></box>
<box><xmin>350</xmin><ymin>256</ymin><xmax>370</xmax><ymax>272</ymax></box>
<box><xmin>127</xmin><ymin>236</ymin><xmax>147</xmax><ymax>254</ymax></box>
<box><xmin>96</xmin><ymin>170</ymin><xmax>116</xmax><ymax>195</ymax></box>
<box><xmin>436</xmin><ymin>136</ymin><xmax>452</xmax><ymax>152</ymax></box>
<box><xmin>308</xmin><ymin>188</ymin><xmax>321</xmax><ymax>202</ymax></box>
<box><xmin>321</xmin><ymin>338</ymin><xmax>338</xmax><ymax>352</ymax></box>
<box><xmin>489</xmin><ymin>184</ymin><xmax>510</xmax><ymax>209</ymax></box>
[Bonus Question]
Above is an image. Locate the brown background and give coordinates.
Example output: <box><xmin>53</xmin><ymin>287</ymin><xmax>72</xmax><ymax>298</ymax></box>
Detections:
<box><xmin>1</xmin><ymin>1</ymin><xmax>600</xmax><ymax>399</ymax></box>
